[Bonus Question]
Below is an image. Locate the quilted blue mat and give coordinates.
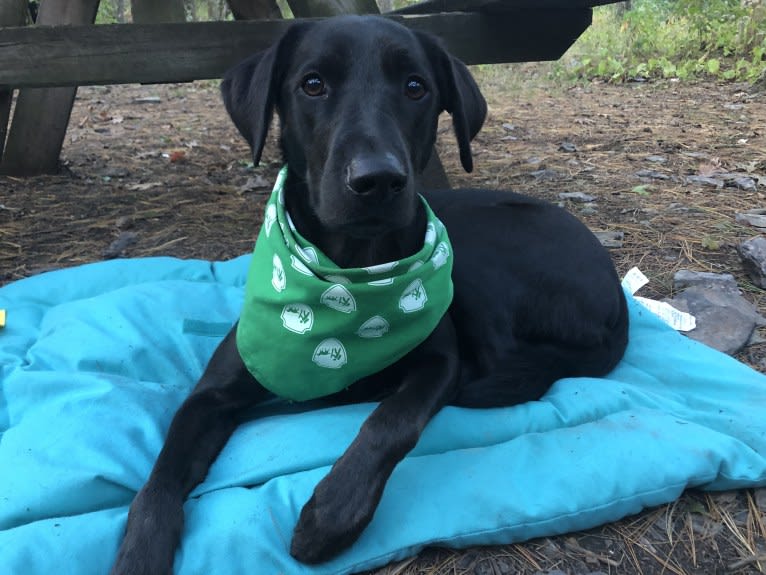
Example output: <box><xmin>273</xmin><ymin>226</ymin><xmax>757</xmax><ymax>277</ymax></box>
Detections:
<box><xmin>1</xmin><ymin>255</ymin><xmax>765</xmax><ymax>575</ymax></box>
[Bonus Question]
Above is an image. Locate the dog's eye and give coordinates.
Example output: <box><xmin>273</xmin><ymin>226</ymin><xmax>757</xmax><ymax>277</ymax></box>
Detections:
<box><xmin>404</xmin><ymin>76</ymin><xmax>427</xmax><ymax>100</ymax></box>
<box><xmin>301</xmin><ymin>74</ymin><xmax>326</xmax><ymax>97</ymax></box>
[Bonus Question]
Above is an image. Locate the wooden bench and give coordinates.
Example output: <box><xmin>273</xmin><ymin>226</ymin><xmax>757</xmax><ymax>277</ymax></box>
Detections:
<box><xmin>0</xmin><ymin>0</ymin><xmax>617</xmax><ymax>176</ymax></box>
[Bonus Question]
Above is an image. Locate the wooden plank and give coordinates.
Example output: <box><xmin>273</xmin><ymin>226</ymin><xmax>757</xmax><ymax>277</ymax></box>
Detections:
<box><xmin>392</xmin><ymin>0</ymin><xmax>618</xmax><ymax>13</ymax></box>
<box><xmin>0</xmin><ymin>10</ymin><xmax>591</xmax><ymax>90</ymax></box>
<box><xmin>1</xmin><ymin>0</ymin><xmax>101</xmax><ymax>175</ymax></box>
<box><xmin>287</xmin><ymin>0</ymin><xmax>379</xmax><ymax>17</ymax></box>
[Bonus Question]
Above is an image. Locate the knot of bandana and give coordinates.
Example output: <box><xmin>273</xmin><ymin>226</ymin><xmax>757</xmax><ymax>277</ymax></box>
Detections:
<box><xmin>236</xmin><ymin>166</ymin><xmax>454</xmax><ymax>401</ymax></box>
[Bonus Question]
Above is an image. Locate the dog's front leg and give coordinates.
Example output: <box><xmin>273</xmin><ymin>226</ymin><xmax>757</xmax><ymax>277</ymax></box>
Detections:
<box><xmin>290</xmin><ymin>315</ymin><xmax>460</xmax><ymax>564</ymax></box>
<box><xmin>111</xmin><ymin>326</ymin><xmax>267</xmax><ymax>575</ymax></box>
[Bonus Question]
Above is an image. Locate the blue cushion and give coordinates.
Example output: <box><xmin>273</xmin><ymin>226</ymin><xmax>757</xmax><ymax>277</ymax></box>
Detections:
<box><xmin>1</xmin><ymin>256</ymin><xmax>765</xmax><ymax>575</ymax></box>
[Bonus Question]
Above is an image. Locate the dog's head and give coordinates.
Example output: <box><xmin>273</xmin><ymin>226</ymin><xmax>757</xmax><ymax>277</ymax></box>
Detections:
<box><xmin>221</xmin><ymin>16</ymin><xmax>486</xmax><ymax>243</ymax></box>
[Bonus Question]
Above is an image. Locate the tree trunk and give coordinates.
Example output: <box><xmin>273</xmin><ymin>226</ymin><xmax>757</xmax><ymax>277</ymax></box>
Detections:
<box><xmin>130</xmin><ymin>0</ymin><xmax>185</xmax><ymax>23</ymax></box>
<box><xmin>226</xmin><ymin>0</ymin><xmax>281</xmax><ymax>20</ymax></box>
<box><xmin>116</xmin><ymin>0</ymin><xmax>126</xmax><ymax>22</ymax></box>
<box><xmin>1</xmin><ymin>0</ymin><xmax>101</xmax><ymax>176</ymax></box>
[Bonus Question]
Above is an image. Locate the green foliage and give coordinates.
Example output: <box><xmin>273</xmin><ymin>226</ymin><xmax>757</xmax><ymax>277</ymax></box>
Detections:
<box><xmin>557</xmin><ymin>0</ymin><xmax>766</xmax><ymax>83</ymax></box>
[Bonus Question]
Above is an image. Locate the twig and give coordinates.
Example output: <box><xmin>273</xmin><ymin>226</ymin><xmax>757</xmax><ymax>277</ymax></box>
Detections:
<box><xmin>727</xmin><ymin>554</ymin><xmax>766</xmax><ymax>571</ymax></box>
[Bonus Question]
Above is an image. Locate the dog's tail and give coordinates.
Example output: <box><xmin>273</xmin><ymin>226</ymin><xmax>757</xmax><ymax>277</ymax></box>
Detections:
<box><xmin>452</xmin><ymin>291</ymin><xmax>629</xmax><ymax>409</ymax></box>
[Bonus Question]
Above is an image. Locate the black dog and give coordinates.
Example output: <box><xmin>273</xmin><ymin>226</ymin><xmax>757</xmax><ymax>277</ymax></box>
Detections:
<box><xmin>111</xmin><ymin>15</ymin><xmax>628</xmax><ymax>574</ymax></box>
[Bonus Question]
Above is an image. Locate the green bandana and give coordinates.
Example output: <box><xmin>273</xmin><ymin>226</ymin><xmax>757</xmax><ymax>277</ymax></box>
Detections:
<box><xmin>236</xmin><ymin>166</ymin><xmax>454</xmax><ymax>401</ymax></box>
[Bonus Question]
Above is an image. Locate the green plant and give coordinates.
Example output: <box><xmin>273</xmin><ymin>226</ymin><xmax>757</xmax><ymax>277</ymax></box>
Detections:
<box><xmin>556</xmin><ymin>0</ymin><xmax>766</xmax><ymax>83</ymax></box>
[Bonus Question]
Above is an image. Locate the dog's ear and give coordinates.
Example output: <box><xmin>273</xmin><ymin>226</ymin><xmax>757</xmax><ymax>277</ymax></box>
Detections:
<box><xmin>221</xmin><ymin>23</ymin><xmax>309</xmax><ymax>166</ymax></box>
<box><xmin>415</xmin><ymin>31</ymin><xmax>487</xmax><ymax>173</ymax></box>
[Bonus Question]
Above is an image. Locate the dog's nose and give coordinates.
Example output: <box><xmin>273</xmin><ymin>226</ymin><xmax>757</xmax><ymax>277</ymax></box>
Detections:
<box><xmin>346</xmin><ymin>155</ymin><xmax>407</xmax><ymax>198</ymax></box>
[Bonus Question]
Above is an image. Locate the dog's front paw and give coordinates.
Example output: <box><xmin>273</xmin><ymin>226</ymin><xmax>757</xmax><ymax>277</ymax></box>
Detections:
<box><xmin>111</xmin><ymin>537</ymin><xmax>174</xmax><ymax>575</ymax></box>
<box><xmin>290</xmin><ymin>491</ymin><xmax>362</xmax><ymax>564</ymax></box>
<box><xmin>110</xmin><ymin>487</ymin><xmax>184</xmax><ymax>575</ymax></box>
<box><xmin>290</xmin><ymin>465</ymin><xmax>384</xmax><ymax>565</ymax></box>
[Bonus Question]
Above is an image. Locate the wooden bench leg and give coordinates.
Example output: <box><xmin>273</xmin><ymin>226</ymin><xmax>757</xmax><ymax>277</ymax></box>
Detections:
<box><xmin>0</xmin><ymin>0</ymin><xmax>29</xmax><ymax>162</ymax></box>
<box><xmin>1</xmin><ymin>87</ymin><xmax>79</xmax><ymax>175</ymax></box>
<box><xmin>0</xmin><ymin>91</ymin><xmax>12</xmax><ymax>163</ymax></box>
<box><xmin>0</xmin><ymin>0</ymin><xmax>100</xmax><ymax>176</ymax></box>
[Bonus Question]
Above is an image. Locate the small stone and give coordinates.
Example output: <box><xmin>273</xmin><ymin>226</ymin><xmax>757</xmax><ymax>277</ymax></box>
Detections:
<box><xmin>645</xmin><ymin>155</ymin><xmax>667</xmax><ymax>163</ymax></box>
<box><xmin>529</xmin><ymin>169</ymin><xmax>559</xmax><ymax>181</ymax></box>
<box><xmin>115</xmin><ymin>216</ymin><xmax>134</xmax><ymax>230</ymax></box>
<box><xmin>559</xmin><ymin>191</ymin><xmax>595</xmax><ymax>203</ymax></box>
<box><xmin>593</xmin><ymin>231</ymin><xmax>624</xmax><ymax>249</ymax></box>
<box><xmin>673</xmin><ymin>270</ymin><xmax>738</xmax><ymax>291</ymax></box>
<box><xmin>635</xmin><ymin>169</ymin><xmax>669</xmax><ymax>180</ymax></box>
<box><xmin>686</xmin><ymin>175</ymin><xmax>724</xmax><ymax>188</ymax></box>
<box><xmin>735</xmin><ymin>209</ymin><xmax>766</xmax><ymax>229</ymax></box>
<box><xmin>738</xmin><ymin>236</ymin><xmax>766</xmax><ymax>289</ymax></box>
<box><xmin>103</xmin><ymin>167</ymin><xmax>129</xmax><ymax>178</ymax></box>
<box><xmin>103</xmin><ymin>231</ymin><xmax>139</xmax><ymax>259</ymax></box>
<box><xmin>732</xmin><ymin>176</ymin><xmax>757</xmax><ymax>191</ymax></box>
<box><xmin>238</xmin><ymin>174</ymin><xmax>271</xmax><ymax>194</ymax></box>
<box><xmin>559</xmin><ymin>141</ymin><xmax>577</xmax><ymax>152</ymax></box>
<box><xmin>580</xmin><ymin>206</ymin><xmax>598</xmax><ymax>216</ymax></box>
<box><xmin>502</xmin><ymin>123</ymin><xmax>516</xmax><ymax>132</ymax></box>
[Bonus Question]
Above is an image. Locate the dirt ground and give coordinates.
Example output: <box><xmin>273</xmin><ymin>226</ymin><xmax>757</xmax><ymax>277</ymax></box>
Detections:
<box><xmin>1</xmin><ymin>72</ymin><xmax>765</xmax><ymax>574</ymax></box>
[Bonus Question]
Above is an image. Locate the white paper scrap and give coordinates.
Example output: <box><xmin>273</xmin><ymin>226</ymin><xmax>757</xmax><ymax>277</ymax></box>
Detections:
<box><xmin>621</xmin><ymin>267</ymin><xmax>697</xmax><ymax>332</ymax></box>
<box><xmin>621</xmin><ymin>266</ymin><xmax>650</xmax><ymax>295</ymax></box>
<box><xmin>634</xmin><ymin>296</ymin><xmax>697</xmax><ymax>332</ymax></box>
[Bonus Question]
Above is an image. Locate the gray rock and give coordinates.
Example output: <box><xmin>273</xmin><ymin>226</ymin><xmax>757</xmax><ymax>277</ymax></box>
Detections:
<box><xmin>559</xmin><ymin>141</ymin><xmax>577</xmax><ymax>153</ymax></box>
<box><xmin>103</xmin><ymin>231</ymin><xmax>139</xmax><ymax>259</ymax></box>
<box><xmin>732</xmin><ymin>176</ymin><xmax>757</xmax><ymax>191</ymax></box>
<box><xmin>530</xmin><ymin>169</ymin><xmax>560</xmax><ymax>181</ymax></box>
<box><xmin>686</xmin><ymin>175</ymin><xmax>724</xmax><ymax>188</ymax></box>
<box><xmin>738</xmin><ymin>236</ymin><xmax>766</xmax><ymax>289</ymax></box>
<box><xmin>238</xmin><ymin>174</ymin><xmax>271</xmax><ymax>194</ymax></box>
<box><xmin>559</xmin><ymin>191</ymin><xmax>595</xmax><ymax>203</ymax></box>
<box><xmin>736</xmin><ymin>209</ymin><xmax>766</xmax><ymax>229</ymax></box>
<box><xmin>593</xmin><ymin>231</ymin><xmax>624</xmax><ymax>249</ymax></box>
<box><xmin>673</xmin><ymin>269</ymin><xmax>738</xmax><ymax>291</ymax></box>
<box><xmin>636</xmin><ymin>169</ymin><xmax>669</xmax><ymax>180</ymax></box>
<box><xmin>665</xmin><ymin>285</ymin><xmax>766</xmax><ymax>354</ymax></box>
<box><xmin>645</xmin><ymin>155</ymin><xmax>667</xmax><ymax>163</ymax></box>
